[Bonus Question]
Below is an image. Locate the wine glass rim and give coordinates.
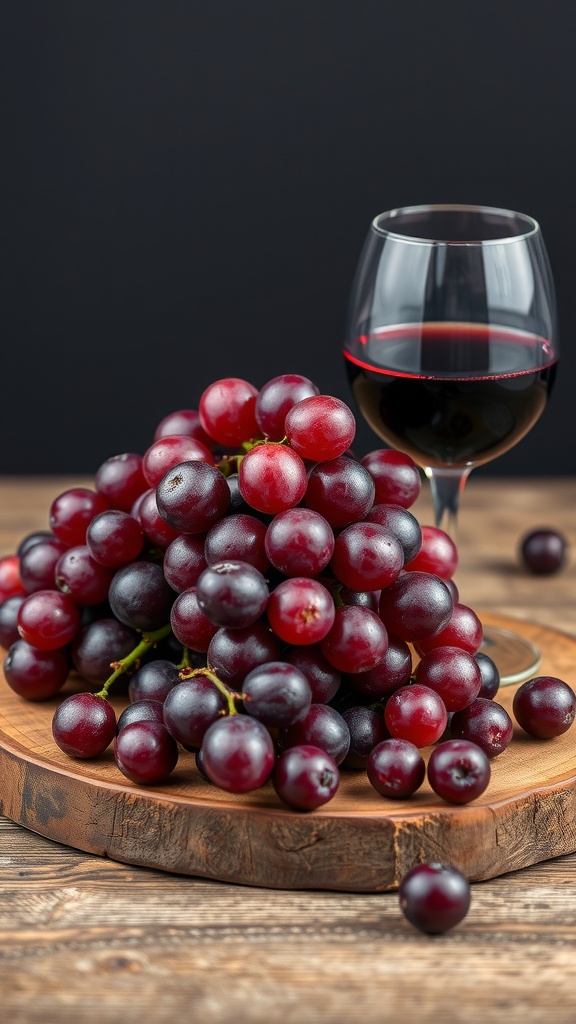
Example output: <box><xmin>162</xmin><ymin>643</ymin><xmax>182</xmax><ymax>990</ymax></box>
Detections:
<box><xmin>371</xmin><ymin>204</ymin><xmax>540</xmax><ymax>246</ymax></box>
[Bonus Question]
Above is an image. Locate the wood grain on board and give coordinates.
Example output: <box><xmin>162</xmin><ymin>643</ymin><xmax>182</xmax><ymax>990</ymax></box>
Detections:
<box><xmin>1</xmin><ymin>612</ymin><xmax>575</xmax><ymax>890</ymax></box>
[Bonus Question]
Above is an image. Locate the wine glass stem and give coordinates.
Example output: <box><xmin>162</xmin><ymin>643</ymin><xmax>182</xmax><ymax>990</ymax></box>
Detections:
<box><xmin>424</xmin><ymin>467</ymin><xmax>471</xmax><ymax>540</ymax></box>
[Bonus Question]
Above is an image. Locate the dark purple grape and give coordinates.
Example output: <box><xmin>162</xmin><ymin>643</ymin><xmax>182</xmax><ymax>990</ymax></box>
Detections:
<box><xmin>450</xmin><ymin>698</ymin><xmax>513</xmax><ymax>758</ymax></box>
<box><xmin>367</xmin><ymin>738</ymin><xmax>425</xmax><ymax>797</ymax></box>
<box><xmin>52</xmin><ymin>692</ymin><xmax>117</xmax><ymax>758</ymax></box>
<box><xmin>19</xmin><ymin>536</ymin><xmax>68</xmax><ymax>594</ymax></box>
<box><xmin>379</xmin><ymin>571</ymin><xmax>453</xmax><ymax>642</ymax></box>
<box><xmin>117</xmin><ymin>699</ymin><xmax>165</xmax><ymax>731</ymax></box>
<box><xmin>348</xmin><ymin>635</ymin><xmax>412</xmax><ymax>699</ymax></box>
<box><xmin>341</xmin><ymin>706</ymin><xmax>389</xmax><ymax>769</ymax></box>
<box><xmin>338</xmin><ymin>588</ymin><xmax>380</xmax><ymax>612</ymax></box>
<box><xmin>128</xmin><ymin>659</ymin><xmax>181</xmax><ymax>703</ymax></box>
<box><xmin>304</xmin><ymin>456</ymin><xmax>375</xmax><ymax>528</ymax></box>
<box><xmin>86</xmin><ymin>510</ymin><xmax>144</xmax><ymax>568</ymax></box>
<box><xmin>399</xmin><ymin>863</ymin><xmax>471</xmax><ymax>933</ymax></box>
<box><xmin>474</xmin><ymin>652</ymin><xmax>500</xmax><ymax>700</ymax></box>
<box><xmin>72</xmin><ymin>618</ymin><xmax>139</xmax><ymax>685</ymax></box>
<box><xmin>273</xmin><ymin>745</ymin><xmax>339</xmax><ymax>810</ymax></box>
<box><xmin>201</xmin><ymin>715</ymin><xmax>275</xmax><ymax>793</ymax></box>
<box><xmin>163</xmin><ymin>534</ymin><xmax>208</xmax><ymax>593</ymax></box>
<box><xmin>414</xmin><ymin>646</ymin><xmax>481</xmax><ymax>713</ymax></box>
<box><xmin>196</xmin><ymin>560</ymin><xmax>269</xmax><ymax>629</ymax></box>
<box><xmin>114</xmin><ymin>721</ymin><xmax>179</xmax><ymax>783</ymax></box>
<box><xmin>108</xmin><ymin>562</ymin><xmax>174</xmax><ymax>631</ymax></box>
<box><xmin>242</xmin><ymin>662</ymin><xmax>312</xmax><ymax>727</ymax></box>
<box><xmin>17</xmin><ymin>589</ymin><xmax>81</xmax><ymax>651</ymax></box>
<box><xmin>285</xmin><ymin>644</ymin><xmax>341</xmax><ymax>703</ymax></box>
<box><xmin>0</xmin><ymin>594</ymin><xmax>26</xmax><ymax>650</ymax></box>
<box><xmin>156</xmin><ymin>460</ymin><xmax>230</xmax><ymax>533</ymax></box>
<box><xmin>162</xmin><ymin>675</ymin><xmax>228</xmax><ymax>748</ymax></box>
<box><xmin>280</xmin><ymin>704</ymin><xmax>350</xmax><ymax>765</ymax></box>
<box><xmin>512</xmin><ymin>676</ymin><xmax>576</xmax><ymax>739</ymax></box>
<box><xmin>207</xmin><ymin>623</ymin><xmax>281</xmax><ymax>687</ymax></box>
<box><xmin>205</xmin><ymin>514</ymin><xmax>269</xmax><ymax>574</ymax></box>
<box><xmin>365</xmin><ymin>503</ymin><xmax>422</xmax><ymax>563</ymax></box>
<box><xmin>520</xmin><ymin>528</ymin><xmax>568</xmax><ymax>575</ymax></box>
<box><xmin>17</xmin><ymin>530</ymin><xmax>56</xmax><ymax>558</ymax></box>
<box><xmin>427</xmin><ymin>739</ymin><xmax>491</xmax><ymax>804</ymax></box>
<box><xmin>194</xmin><ymin>747</ymin><xmax>212</xmax><ymax>781</ymax></box>
<box><xmin>265</xmin><ymin>509</ymin><xmax>334</xmax><ymax>578</ymax></box>
<box><xmin>225</xmin><ymin>474</ymin><xmax>255</xmax><ymax>516</ymax></box>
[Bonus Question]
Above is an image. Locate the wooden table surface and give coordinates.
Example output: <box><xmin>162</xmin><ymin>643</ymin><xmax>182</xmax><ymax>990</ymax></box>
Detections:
<box><xmin>1</xmin><ymin>476</ymin><xmax>575</xmax><ymax>1023</ymax></box>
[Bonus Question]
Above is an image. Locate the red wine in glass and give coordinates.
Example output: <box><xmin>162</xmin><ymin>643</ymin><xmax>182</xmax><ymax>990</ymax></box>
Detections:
<box><xmin>345</xmin><ymin>322</ymin><xmax>557</xmax><ymax>470</ymax></box>
<box><xmin>343</xmin><ymin>205</ymin><xmax>559</xmax><ymax>684</ymax></box>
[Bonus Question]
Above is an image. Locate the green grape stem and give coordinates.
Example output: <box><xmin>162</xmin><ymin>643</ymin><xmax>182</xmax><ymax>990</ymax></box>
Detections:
<box><xmin>177</xmin><ymin>646</ymin><xmax>192</xmax><ymax>670</ymax></box>
<box><xmin>95</xmin><ymin>624</ymin><xmax>172</xmax><ymax>699</ymax></box>
<box><xmin>179</xmin><ymin>666</ymin><xmax>242</xmax><ymax>716</ymax></box>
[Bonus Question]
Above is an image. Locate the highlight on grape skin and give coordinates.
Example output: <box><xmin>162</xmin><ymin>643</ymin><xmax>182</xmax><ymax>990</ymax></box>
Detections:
<box><xmin>0</xmin><ymin>371</ymin><xmax>572</xmax><ymax>826</ymax></box>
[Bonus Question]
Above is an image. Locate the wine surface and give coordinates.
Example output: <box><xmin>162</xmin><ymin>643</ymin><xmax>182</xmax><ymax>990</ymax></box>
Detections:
<box><xmin>344</xmin><ymin>323</ymin><xmax>557</xmax><ymax>469</ymax></box>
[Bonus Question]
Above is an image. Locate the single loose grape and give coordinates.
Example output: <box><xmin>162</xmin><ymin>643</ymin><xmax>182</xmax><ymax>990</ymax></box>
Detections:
<box><xmin>399</xmin><ymin>863</ymin><xmax>471</xmax><ymax>933</ymax></box>
<box><xmin>512</xmin><ymin>676</ymin><xmax>576</xmax><ymax>739</ymax></box>
<box><xmin>520</xmin><ymin>528</ymin><xmax>568</xmax><ymax>575</ymax></box>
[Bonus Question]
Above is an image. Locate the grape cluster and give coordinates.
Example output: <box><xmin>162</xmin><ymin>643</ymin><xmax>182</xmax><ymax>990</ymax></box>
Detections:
<box><xmin>1</xmin><ymin>373</ymin><xmax>574</xmax><ymax>814</ymax></box>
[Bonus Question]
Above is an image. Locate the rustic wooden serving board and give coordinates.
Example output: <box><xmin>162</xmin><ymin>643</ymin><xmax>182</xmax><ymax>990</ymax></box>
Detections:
<box><xmin>1</xmin><ymin>612</ymin><xmax>576</xmax><ymax>892</ymax></box>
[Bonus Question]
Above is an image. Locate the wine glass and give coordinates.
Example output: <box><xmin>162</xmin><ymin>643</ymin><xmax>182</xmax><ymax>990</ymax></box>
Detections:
<box><xmin>344</xmin><ymin>204</ymin><xmax>558</xmax><ymax>684</ymax></box>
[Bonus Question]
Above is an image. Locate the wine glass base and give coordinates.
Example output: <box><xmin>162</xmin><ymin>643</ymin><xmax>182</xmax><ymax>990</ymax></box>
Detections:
<box><xmin>481</xmin><ymin>624</ymin><xmax>541</xmax><ymax>687</ymax></box>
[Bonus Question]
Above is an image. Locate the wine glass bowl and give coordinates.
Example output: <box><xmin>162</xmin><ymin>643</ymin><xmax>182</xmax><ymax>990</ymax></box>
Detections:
<box><xmin>344</xmin><ymin>205</ymin><xmax>558</xmax><ymax>683</ymax></box>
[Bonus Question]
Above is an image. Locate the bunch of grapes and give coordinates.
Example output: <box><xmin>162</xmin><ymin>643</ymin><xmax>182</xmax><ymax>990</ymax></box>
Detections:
<box><xmin>1</xmin><ymin>373</ymin><xmax>574</xmax><ymax>813</ymax></box>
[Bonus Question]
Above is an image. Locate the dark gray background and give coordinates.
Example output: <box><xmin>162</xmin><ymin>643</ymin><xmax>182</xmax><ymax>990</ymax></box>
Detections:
<box><xmin>1</xmin><ymin>0</ymin><xmax>574</xmax><ymax>474</ymax></box>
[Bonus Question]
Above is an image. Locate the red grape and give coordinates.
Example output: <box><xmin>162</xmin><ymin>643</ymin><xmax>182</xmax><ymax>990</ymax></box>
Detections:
<box><xmin>360</xmin><ymin>449</ymin><xmax>421</xmax><ymax>508</ymax></box>
<box><xmin>384</xmin><ymin>684</ymin><xmax>448</xmax><ymax>748</ymax></box>
<box><xmin>284</xmin><ymin>395</ymin><xmax>356</xmax><ymax>462</ymax></box>
<box><xmin>238</xmin><ymin>444</ymin><xmax>307</xmax><ymax>515</ymax></box>
<box><xmin>267</xmin><ymin>578</ymin><xmax>335</xmax><ymax>645</ymax></box>
<box><xmin>199</xmin><ymin>377</ymin><xmax>261</xmax><ymax>447</ymax></box>
<box><xmin>17</xmin><ymin>590</ymin><xmax>81</xmax><ymax>651</ymax></box>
